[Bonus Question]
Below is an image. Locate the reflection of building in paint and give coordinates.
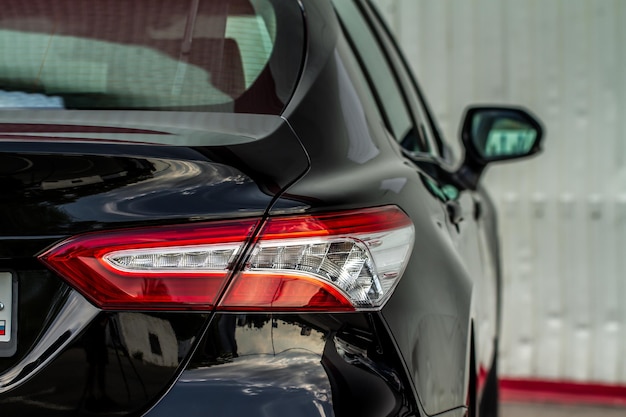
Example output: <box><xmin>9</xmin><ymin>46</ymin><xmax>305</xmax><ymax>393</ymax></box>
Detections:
<box><xmin>116</xmin><ymin>313</ymin><xmax>178</xmax><ymax>367</ymax></box>
<box><xmin>161</xmin><ymin>350</ymin><xmax>334</xmax><ymax>416</ymax></box>
<box><xmin>485</xmin><ymin>129</ymin><xmax>536</xmax><ymax>157</ymax></box>
<box><xmin>234</xmin><ymin>319</ymin><xmax>326</xmax><ymax>357</ymax></box>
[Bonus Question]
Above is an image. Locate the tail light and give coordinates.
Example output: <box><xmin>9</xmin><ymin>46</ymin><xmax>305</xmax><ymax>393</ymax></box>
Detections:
<box><xmin>220</xmin><ymin>206</ymin><xmax>414</xmax><ymax>311</ymax></box>
<box><xmin>39</xmin><ymin>206</ymin><xmax>414</xmax><ymax>311</ymax></box>
<box><xmin>38</xmin><ymin>220</ymin><xmax>259</xmax><ymax>310</ymax></box>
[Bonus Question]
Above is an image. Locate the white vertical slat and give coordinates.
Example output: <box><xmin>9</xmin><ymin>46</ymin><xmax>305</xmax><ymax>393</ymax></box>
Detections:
<box><xmin>471</xmin><ymin>0</ymin><xmax>508</xmax><ymax>102</ymax></box>
<box><xmin>589</xmin><ymin>0</ymin><xmax>620</xmax><ymax>384</ymax></box>
<box><xmin>371</xmin><ymin>0</ymin><xmax>626</xmax><ymax>386</ymax></box>
<box><xmin>413</xmin><ymin>0</ymin><xmax>451</xmax><ymax>136</ymax></box>
<box><xmin>559</xmin><ymin>0</ymin><xmax>592</xmax><ymax>382</ymax></box>
<box><xmin>499</xmin><ymin>0</ymin><xmax>538</xmax><ymax>379</ymax></box>
<box><xmin>617</xmin><ymin>0</ymin><xmax>626</xmax><ymax>384</ymax></box>
<box><xmin>617</xmin><ymin>197</ymin><xmax>626</xmax><ymax>382</ymax></box>
<box><xmin>445</xmin><ymin>0</ymin><xmax>475</xmax><ymax>160</ymax></box>
<box><xmin>529</xmin><ymin>0</ymin><xmax>563</xmax><ymax>381</ymax></box>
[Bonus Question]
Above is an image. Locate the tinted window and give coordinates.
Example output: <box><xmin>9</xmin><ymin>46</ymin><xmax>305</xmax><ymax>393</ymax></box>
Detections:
<box><xmin>333</xmin><ymin>0</ymin><xmax>426</xmax><ymax>153</ymax></box>
<box><xmin>336</xmin><ymin>35</ymin><xmax>376</xmax><ymax>106</ymax></box>
<box><xmin>363</xmin><ymin>1</ymin><xmax>446</xmax><ymax>158</ymax></box>
<box><xmin>335</xmin><ymin>27</ymin><xmax>388</xmax><ymax>149</ymax></box>
<box><xmin>0</xmin><ymin>0</ymin><xmax>303</xmax><ymax>114</ymax></box>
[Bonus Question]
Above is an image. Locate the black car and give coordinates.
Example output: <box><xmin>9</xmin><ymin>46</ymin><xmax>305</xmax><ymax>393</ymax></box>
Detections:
<box><xmin>0</xmin><ymin>1</ymin><xmax>543</xmax><ymax>416</ymax></box>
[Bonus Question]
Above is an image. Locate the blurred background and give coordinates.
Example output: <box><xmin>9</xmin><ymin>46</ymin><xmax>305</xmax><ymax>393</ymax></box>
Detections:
<box><xmin>371</xmin><ymin>0</ymin><xmax>626</xmax><ymax>411</ymax></box>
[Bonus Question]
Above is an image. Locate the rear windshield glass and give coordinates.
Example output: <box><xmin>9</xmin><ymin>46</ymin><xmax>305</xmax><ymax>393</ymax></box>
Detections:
<box><xmin>0</xmin><ymin>0</ymin><xmax>303</xmax><ymax>114</ymax></box>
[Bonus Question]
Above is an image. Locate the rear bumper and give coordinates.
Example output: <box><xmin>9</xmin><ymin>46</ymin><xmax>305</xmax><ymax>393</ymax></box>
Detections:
<box><xmin>146</xmin><ymin>313</ymin><xmax>419</xmax><ymax>417</ymax></box>
<box><xmin>0</xmin><ymin>310</ymin><xmax>419</xmax><ymax>416</ymax></box>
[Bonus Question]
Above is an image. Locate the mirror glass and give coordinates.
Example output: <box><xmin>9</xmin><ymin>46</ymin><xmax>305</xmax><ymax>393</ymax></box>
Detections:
<box><xmin>470</xmin><ymin>110</ymin><xmax>538</xmax><ymax>160</ymax></box>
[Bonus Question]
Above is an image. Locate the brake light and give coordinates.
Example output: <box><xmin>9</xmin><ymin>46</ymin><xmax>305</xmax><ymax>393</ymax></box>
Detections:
<box><xmin>38</xmin><ymin>220</ymin><xmax>259</xmax><ymax>310</ymax></box>
<box><xmin>39</xmin><ymin>206</ymin><xmax>414</xmax><ymax>311</ymax></box>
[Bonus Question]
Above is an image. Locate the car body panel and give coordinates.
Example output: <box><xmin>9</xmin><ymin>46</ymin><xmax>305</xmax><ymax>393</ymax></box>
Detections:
<box><xmin>0</xmin><ymin>0</ymin><xmax>530</xmax><ymax>416</ymax></box>
<box><xmin>147</xmin><ymin>313</ymin><xmax>417</xmax><ymax>417</ymax></box>
<box><xmin>284</xmin><ymin>0</ymin><xmax>500</xmax><ymax>414</ymax></box>
<box><xmin>0</xmin><ymin>118</ymin><xmax>311</xmax><ymax>413</ymax></box>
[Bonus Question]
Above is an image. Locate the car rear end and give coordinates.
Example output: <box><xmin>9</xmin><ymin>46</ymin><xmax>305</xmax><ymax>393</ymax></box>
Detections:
<box><xmin>0</xmin><ymin>1</ymin><xmax>424</xmax><ymax>416</ymax></box>
<box><xmin>0</xmin><ymin>145</ymin><xmax>420</xmax><ymax>416</ymax></box>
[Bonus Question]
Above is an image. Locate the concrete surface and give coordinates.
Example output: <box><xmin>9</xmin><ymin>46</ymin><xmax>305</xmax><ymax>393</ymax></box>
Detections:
<box><xmin>502</xmin><ymin>402</ymin><xmax>626</xmax><ymax>417</ymax></box>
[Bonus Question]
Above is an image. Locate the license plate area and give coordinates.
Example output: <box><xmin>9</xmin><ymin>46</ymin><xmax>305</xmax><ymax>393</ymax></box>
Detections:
<box><xmin>0</xmin><ymin>271</ymin><xmax>17</xmax><ymax>356</ymax></box>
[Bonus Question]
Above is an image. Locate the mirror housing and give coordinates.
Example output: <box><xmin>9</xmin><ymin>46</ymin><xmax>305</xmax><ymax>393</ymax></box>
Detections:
<box><xmin>456</xmin><ymin>105</ymin><xmax>544</xmax><ymax>189</ymax></box>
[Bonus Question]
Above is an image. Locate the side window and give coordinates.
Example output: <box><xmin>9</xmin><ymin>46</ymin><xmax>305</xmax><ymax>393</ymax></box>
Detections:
<box><xmin>362</xmin><ymin>0</ymin><xmax>448</xmax><ymax>159</ymax></box>
<box><xmin>332</xmin><ymin>0</ymin><xmax>429</xmax><ymax>154</ymax></box>
<box><xmin>334</xmin><ymin>30</ymin><xmax>388</xmax><ymax>140</ymax></box>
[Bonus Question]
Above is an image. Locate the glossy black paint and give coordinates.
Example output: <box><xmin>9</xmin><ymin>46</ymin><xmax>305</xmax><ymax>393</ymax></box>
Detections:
<box><xmin>0</xmin><ymin>271</ymin><xmax>65</xmax><ymax>371</ymax></box>
<box><xmin>0</xmin><ymin>1</ymin><xmax>544</xmax><ymax>416</ymax></box>
<box><xmin>0</xmin><ymin>116</ymin><xmax>311</xmax><ymax>414</ymax></box>
<box><xmin>2</xmin><ymin>310</ymin><xmax>209</xmax><ymax>415</ymax></box>
<box><xmin>148</xmin><ymin>314</ymin><xmax>418</xmax><ymax>417</ymax></box>
<box><xmin>0</xmin><ymin>122</ymin><xmax>308</xmax><ymax>237</ymax></box>
<box><xmin>281</xmin><ymin>1</ymin><xmax>483</xmax><ymax>414</ymax></box>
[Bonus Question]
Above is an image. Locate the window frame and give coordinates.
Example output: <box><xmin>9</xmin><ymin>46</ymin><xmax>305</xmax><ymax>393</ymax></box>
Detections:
<box><xmin>357</xmin><ymin>0</ymin><xmax>451</xmax><ymax>162</ymax></box>
<box><xmin>332</xmin><ymin>0</ymin><xmax>431</xmax><ymax>155</ymax></box>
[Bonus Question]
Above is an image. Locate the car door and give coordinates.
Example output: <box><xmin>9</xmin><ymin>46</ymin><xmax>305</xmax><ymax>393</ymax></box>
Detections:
<box><xmin>332</xmin><ymin>0</ymin><xmax>498</xmax><ymax>414</ymax></box>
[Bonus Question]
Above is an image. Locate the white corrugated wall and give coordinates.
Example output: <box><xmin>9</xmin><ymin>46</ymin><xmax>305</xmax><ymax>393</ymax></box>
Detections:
<box><xmin>372</xmin><ymin>0</ymin><xmax>626</xmax><ymax>385</ymax></box>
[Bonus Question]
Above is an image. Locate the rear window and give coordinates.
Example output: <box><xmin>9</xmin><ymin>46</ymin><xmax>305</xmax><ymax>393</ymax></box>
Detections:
<box><xmin>0</xmin><ymin>0</ymin><xmax>303</xmax><ymax>114</ymax></box>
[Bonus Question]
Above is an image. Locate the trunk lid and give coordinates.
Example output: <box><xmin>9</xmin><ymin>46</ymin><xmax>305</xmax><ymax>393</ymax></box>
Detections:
<box><xmin>0</xmin><ymin>113</ymin><xmax>308</xmax><ymax>397</ymax></box>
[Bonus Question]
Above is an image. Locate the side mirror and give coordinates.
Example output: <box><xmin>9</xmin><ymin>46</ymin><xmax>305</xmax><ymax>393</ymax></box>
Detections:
<box><xmin>456</xmin><ymin>105</ymin><xmax>544</xmax><ymax>189</ymax></box>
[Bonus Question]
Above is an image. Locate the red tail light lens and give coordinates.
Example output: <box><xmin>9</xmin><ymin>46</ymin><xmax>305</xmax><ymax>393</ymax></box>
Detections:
<box><xmin>38</xmin><ymin>220</ymin><xmax>259</xmax><ymax>310</ymax></box>
<box><xmin>39</xmin><ymin>206</ymin><xmax>414</xmax><ymax>312</ymax></box>
<box><xmin>219</xmin><ymin>273</ymin><xmax>355</xmax><ymax>311</ymax></box>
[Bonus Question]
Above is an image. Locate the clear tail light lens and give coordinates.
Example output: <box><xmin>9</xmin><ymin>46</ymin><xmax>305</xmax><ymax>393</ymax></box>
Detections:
<box><xmin>220</xmin><ymin>206</ymin><xmax>415</xmax><ymax>311</ymax></box>
<box><xmin>39</xmin><ymin>206</ymin><xmax>414</xmax><ymax>311</ymax></box>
